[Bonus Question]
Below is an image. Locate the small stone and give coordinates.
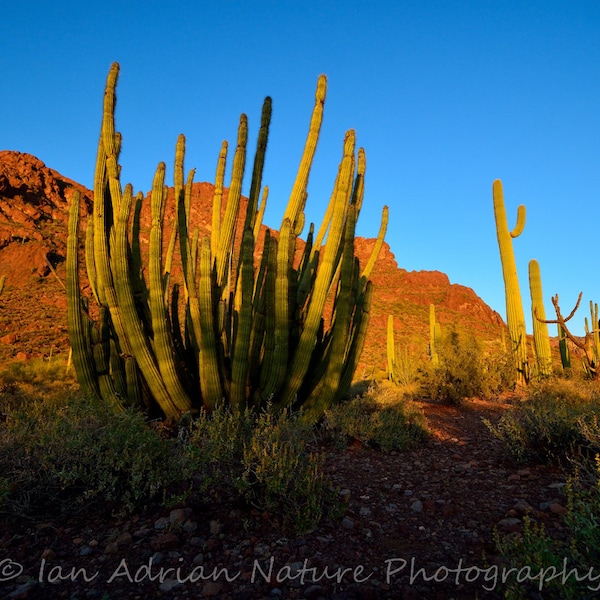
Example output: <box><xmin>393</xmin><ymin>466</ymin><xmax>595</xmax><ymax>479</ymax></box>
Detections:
<box><xmin>183</xmin><ymin>520</ymin><xmax>198</xmax><ymax>534</ymax></box>
<box><xmin>170</xmin><ymin>508</ymin><xmax>192</xmax><ymax>525</ymax></box>
<box><xmin>410</xmin><ymin>500</ymin><xmax>423</xmax><ymax>513</ymax></box>
<box><xmin>116</xmin><ymin>532</ymin><xmax>132</xmax><ymax>546</ymax></box>
<box><xmin>341</xmin><ymin>517</ymin><xmax>355</xmax><ymax>530</ymax></box>
<box><xmin>159</xmin><ymin>579</ymin><xmax>181</xmax><ymax>593</ymax></box>
<box><xmin>209</xmin><ymin>520</ymin><xmax>222</xmax><ymax>535</ymax></box>
<box><xmin>507</xmin><ymin>474</ymin><xmax>521</xmax><ymax>482</ymax></box>
<box><xmin>150</xmin><ymin>532</ymin><xmax>180</xmax><ymax>552</ymax></box>
<box><xmin>104</xmin><ymin>542</ymin><xmax>119</xmax><ymax>555</ymax></box>
<box><xmin>517</xmin><ymin>468</ymin><xmax>532</xmax><ymax>477</ymax></box>
<box><xmin>423</xmin><ymin>499</ymin><xmax>436</xmax><ymax>512</ymax></box>
<box><xmin>201</xmin><ymin>581</ymin><xmax>224</xmax><ymax>597</ymax></box>
<box><xmin>498</xmin><ymin>517</ymin><xmax>521</xmax><ymax>532</ymax></box>
<box><xmin>549</xmin><ymin>503</ymin><xmax>568</xmax><ymax>515</ymax></box>
<box><xmin>40</xmin><ymin>548</ymin><xmax>56</xmax><ymax>560</ymax></box>
<box><xmin>304</xmin><ymin>584</ymin><xmax>327</xmax><ymax>599</ymax></box>
<box><xmin>513</xmin><ymin>500</ymin><xmax>533</xmax><ymax>514</ymax></box>
<box><xmin>359</xmin><ymin>507</ymin><xmax>372</xmax><ymax>516</ymax></box>
<box><xmin>79</xmin><ymin>546</ymin><xmax>93</xmax><ymax>556</ymax></box>
<box><xmin>154</xmin><ymin>516</ymin><xmax>171</xmax><ymax>530</ymax></box>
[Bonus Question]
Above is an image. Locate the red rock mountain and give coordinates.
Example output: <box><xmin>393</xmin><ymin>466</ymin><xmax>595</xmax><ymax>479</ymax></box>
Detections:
<box><xmin>0</xmin><ymin>150</ymin><xmax>505</xmax><ymax>373</ymax></box>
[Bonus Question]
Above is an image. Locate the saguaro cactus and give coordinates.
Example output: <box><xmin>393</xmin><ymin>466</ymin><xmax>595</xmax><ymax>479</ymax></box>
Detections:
<box><xmin>528</xmin><ymin>259</ymin><xmax>552</xmax><ymax>377</ymax></box>
<box><xmin>492</xmin><ymin>179</ymin><xmax>528</xmax><ymax>385</ymax></box>
<box><xmin>67</xmin><ymin>63</ymin><xmax>388</xmax><ymax>423</ymax></box>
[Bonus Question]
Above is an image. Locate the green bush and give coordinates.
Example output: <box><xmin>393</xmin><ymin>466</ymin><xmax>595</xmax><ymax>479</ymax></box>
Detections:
<box><xmin>419</xmin><ymin>327</ymin><xmax>514</xmax><ymax>403</ymax></box>
<box><xmin>485</xmin><ymin>379</ymin><xmax>600</xmax><ymax>463</ymax></box>
<box><xmin>0</xmin><ymin>392</ymin><xmax>193</xmax><ymax>518</ymax></box>
<box><xmin>324</xmin><ymin>382</ymin><xmax>428</xmax><ymax>452</ymax></box>
<box><xmin>496</xmin><ymin>458</ymin><xmax>600</xmax><ymax>599</ymax></box>
<box><xmin>187</xmin><ymin>405</ymin><xmax>329</xmax><ymax>532</ymax></box>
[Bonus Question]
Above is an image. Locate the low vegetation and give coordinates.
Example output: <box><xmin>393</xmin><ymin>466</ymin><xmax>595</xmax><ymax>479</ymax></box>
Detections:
<box><xmin>485</xmin><ymin>378</ymin><xmax>600</xmax><ymax>463</ymax></box>
<box><xmin>324</xmin><ymin>381</ymin><xmax>428</xmax><ymax>452</ymax></box>
<box><xmin>418</xmin><ymin>326</ymin><xmax>514</xmax><ymax>404</ymax></box>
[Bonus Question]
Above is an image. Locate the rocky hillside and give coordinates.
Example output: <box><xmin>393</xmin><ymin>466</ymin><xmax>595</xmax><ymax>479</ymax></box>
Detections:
<box><xmin>0</xmin><ymin>150</ymin><xmax>505</xmax><ymax>373</ymax></box>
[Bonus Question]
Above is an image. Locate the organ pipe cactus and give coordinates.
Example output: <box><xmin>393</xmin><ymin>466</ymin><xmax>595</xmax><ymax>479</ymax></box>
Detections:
<box><xmin>492</xmin><ymin>180</ymin><xmax>529</xmax><ymax>385</ymax></box>
<box><xmin>528</xmin><ymin>259</ymin><xmax>552</xmax><ymax>377</ymax></box>
<box><xmin>67</xmin><ymin>63</ymin><xmax>388</xmax><ymax>423</ymax></box>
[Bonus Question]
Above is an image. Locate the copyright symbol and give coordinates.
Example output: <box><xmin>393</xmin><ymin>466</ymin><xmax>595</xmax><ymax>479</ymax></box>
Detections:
<box><xmin>0</xmin><ymin>558</ymin><xmax>24</xmax><ymax>581</ymax></box>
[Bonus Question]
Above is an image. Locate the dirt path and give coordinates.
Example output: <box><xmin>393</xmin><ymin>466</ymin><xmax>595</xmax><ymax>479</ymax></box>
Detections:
<box><xmin>1</xmin><ymin>397</ymin><xmax>570</xmax><ymax>600</ymax></box>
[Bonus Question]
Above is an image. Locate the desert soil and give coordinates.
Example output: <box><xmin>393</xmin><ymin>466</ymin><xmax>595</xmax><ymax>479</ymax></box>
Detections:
<box><xmin>1</xmin><ymin>396</ymin><xmax>570</xmax><ymax>600</ymax></box>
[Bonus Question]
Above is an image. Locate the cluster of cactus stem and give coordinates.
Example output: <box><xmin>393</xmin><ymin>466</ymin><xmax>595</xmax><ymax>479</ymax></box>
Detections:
<box><xmin>66</xmin><ymin>63</ymin><xmax>388</xmax><ymax>423</ymax></box>
<box><xmin>536</xmin><ymin>293</ymin><xmax>599</xmax><ymax>379</ymax></box>
<box><xmin>492</xmin><ymin>180</ymin><xmax>529</xmax><ymax>385</ymax></box>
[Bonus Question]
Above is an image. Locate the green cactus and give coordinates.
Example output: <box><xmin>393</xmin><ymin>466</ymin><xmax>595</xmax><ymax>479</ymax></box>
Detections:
<box><xmin>492</xmin><ymin>179</ymin><xmax>529</xmax><ymax>385</ymax></box>
<box><xmin>528</xmin><ymin>259</ymin><xmax>552</xmax><ymax>377</ymax></box>
<box><xmin>584</xmin><ymin>301</ymin><xmax>600</xmax><ymax>376</ymax></box>
<box><xmin>429</xmin><ymin>304</ymin><xmax>441</xmax><ymax>366</ymax></box>
<box><xmin>66</xmin><ymin>63</ymin><xmax>387</xmax><ymax>423</ymax></box>
<box><xmin>386</xmin><ymin>314</ymin><xmax>396</xmax><ymax>383</ymax></box>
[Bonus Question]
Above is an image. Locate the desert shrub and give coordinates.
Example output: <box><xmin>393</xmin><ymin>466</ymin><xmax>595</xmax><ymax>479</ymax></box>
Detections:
<box><xmin>419</xmin><ymin>326</ymin><xmax>513</xmax><ymax>404</ymax></box>
<box><xmin>324</xmin><ymin>381</ymin><xmax>428</xmax><ymax>452</ymax></box>
<box><xmin>0</xmin><ymin>355</ymin><xmax>75</xmax><ymax>387</ymax></box>
<box><xmin>496</xmin><ymin>458</ymin><xmax>600</xmax><ymax>599</ymax></box>
<box><xmin>187</xmin><ymin>405</ymin><xmax>329</xmax><ymax>532</ymax></box>
<box><xmin>486</xmin><ymin>379</ymin><xmax>600</xmax><ymax>463</ymax></box>
<box><xmin>0</xmin><ymin>392</ymin><xmax>193</xmax><ymax>518</ymax></box>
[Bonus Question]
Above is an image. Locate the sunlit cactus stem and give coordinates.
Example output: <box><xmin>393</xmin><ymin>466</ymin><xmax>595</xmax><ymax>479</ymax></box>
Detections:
<box><xmin>528</xmin><ymin>259</ymin><xmax>552</xmax><ymax>377</ymax></box>
<box><xmin>386</xmin><ymin>315</ymin><xmax>396</xmax><ymax>383</ymax></box>
<box><xmin>429</xmin><ymin>304</ymin><xmax>441</xmax><ymax>366</ymax></box>
<box><xmin>492</xmin><ymin>179</ymin><xmax>529</xmax><ymax>385</ymax></box>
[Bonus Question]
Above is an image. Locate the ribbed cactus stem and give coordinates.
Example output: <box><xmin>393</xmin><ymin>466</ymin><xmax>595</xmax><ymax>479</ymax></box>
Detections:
<box><xmin>387</xmin><ymin>314</ymin><xmax>396</xmax><ymax>382</ymax></box>
<box><xmin>492</xmin><ymin>179</ymin><xmax>528</xmax><ymax>385</ymax></box>
<box><xmin>216</xmin><ymin>115</ymin><xmax>247</xmax><ymax>293</ymax></box>
<box><xmin>528</xmin><ymin>259</ymin><xmax>552</xmax><ymax>377</ymax></box>
<box><xmin>429</xmin><ymin>304</ymin><xmax>440</xmax><ymax>366</ymax></box>
<box><xmin>282</xmin><ymin>74</ymin><xmax>327</xmax><ymax>234</ymax></box>
<box><xmin>66</xmin><ymin>190</ymin><xmax>102</xmax><ymax>402</ymax></box>
<box><xmin>148</xmin><ymin>162</ymin><xmax>193</xmax><ymax>409</ymax></box>
<box><xmin>277</xmin><ymin>129</ymin><xmax>355</xmax><ymax>409</ymax></box>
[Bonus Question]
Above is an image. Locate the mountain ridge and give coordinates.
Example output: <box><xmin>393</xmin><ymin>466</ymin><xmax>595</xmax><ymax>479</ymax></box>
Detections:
<box><xmin>0</xmin><ymin>150</ymin><xmax>505</xmax><ymax>373</ymax></box>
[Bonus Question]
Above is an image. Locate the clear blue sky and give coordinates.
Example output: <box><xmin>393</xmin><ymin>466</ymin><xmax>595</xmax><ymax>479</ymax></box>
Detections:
<box><xmin>2</xmin><ymin>1</ymin><xmax>599</xmax><ymax>336</ymax></box>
